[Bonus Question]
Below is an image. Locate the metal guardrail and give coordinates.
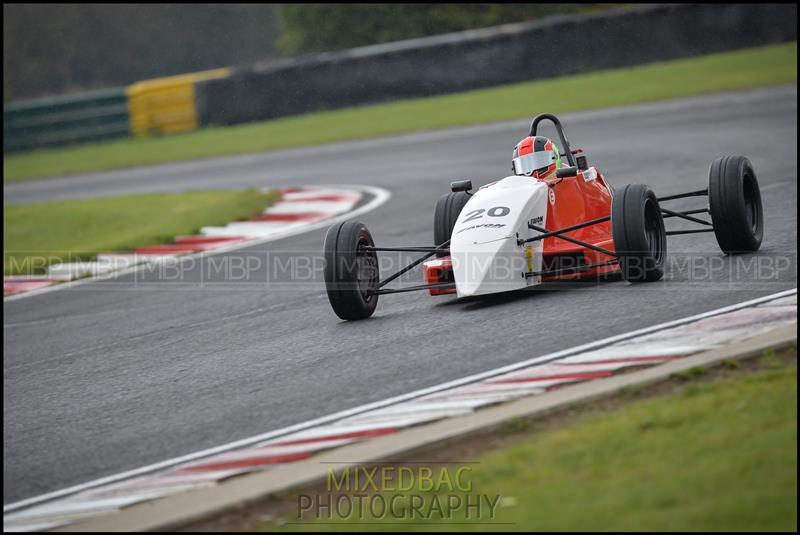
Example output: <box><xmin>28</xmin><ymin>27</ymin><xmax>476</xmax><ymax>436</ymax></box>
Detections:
<box><xmin>3</xmin><ymin>87</ymin><xmax>130</xmax><ymax>152</ymax></box>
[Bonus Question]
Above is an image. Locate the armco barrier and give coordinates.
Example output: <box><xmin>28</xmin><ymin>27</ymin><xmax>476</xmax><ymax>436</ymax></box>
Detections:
<box><xmin>3</xmin><ymin>68</ymin><xmax>232</xmax><ymax>153</ymax></box>
<box><xmin>127</xmin><ymin>68</ymin><xmax>230</xmax><ymax>137</ymax></box>
<box><xmin>196</xmin><ymin>3</ymin><xmax>797</xmax><ymax>127</ymax></box>
<box><xmin>3</xmin><ymin>87</ymin><xmax>129</xmax><ymax>152</ymax></box>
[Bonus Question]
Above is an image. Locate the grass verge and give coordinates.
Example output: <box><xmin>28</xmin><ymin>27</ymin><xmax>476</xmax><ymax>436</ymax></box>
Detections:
<box><xmin>3</xmin><ymin>189</ymin><xmax>279</xmax><ymax>276</ymax></box>
<box><xmin>4</xmin><ymin>42</ymin><xmax>796</xmax><ymax>183</ymax></box>
<box><xmin>191</xmin><ymin>346</ymin><xmax>797</xmax><ymax>532</ymax></box>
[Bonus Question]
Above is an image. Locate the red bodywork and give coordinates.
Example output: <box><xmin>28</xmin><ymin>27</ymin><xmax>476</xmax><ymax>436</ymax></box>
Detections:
<box><xmin>423</xmin><ymin>165</ymin><xmax>620</xmax><ymax>295</ymax></box>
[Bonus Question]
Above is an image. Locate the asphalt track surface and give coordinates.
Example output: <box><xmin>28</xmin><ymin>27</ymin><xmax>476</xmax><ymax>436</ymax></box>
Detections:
<box><xmin>4</xmin><ymin>85</ymin><xmax>797</xmax><ymax>504</ymax></box>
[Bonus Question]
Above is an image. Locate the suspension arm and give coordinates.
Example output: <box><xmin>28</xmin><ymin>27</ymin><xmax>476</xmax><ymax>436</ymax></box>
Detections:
<box><xmin>376</xmin><ymin>240</ymin><xmax>450</xmax><ymax>288</ymax></box>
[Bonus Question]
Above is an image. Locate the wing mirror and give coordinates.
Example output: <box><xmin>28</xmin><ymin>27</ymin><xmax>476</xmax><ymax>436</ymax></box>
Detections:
<box><xmin>450</xmin><ymin>180</ymin><xmax>473</xmax><ymax>193</ymax></box>
<box><xmin>555</xmin><ymin>166</ymin><xmax>579</xmax><ymax>178</ymax></box>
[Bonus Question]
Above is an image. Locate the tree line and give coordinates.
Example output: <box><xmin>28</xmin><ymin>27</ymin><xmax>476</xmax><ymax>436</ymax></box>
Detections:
<box><xmin>277</xmin><ymin>4</ymin><xmax>606</xmax><ymax>53</ymax></box>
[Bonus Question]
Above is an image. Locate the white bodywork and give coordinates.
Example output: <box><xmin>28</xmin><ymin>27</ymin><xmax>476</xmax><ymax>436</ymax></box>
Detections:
<box><xmin>450</xmin><ymin>175</ymin><xmax>549</xmax><ymax>297</ymax></box>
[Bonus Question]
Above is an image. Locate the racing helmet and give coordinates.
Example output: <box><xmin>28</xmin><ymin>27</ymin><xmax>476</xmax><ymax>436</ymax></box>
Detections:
<box><xmin>512</xmin><ymin>136</ymin><xmax>562</xmax><ymax>179</ymax></box>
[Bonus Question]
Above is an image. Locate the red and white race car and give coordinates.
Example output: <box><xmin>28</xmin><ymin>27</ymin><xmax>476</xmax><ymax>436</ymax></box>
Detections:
<box><xmin>323</xmin><ymin>114</ymin><xmax>764</xmax><ymax>320</ymax></box>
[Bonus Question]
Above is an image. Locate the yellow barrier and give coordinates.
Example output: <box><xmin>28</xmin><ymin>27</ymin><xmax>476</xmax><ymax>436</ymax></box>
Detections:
<box><xmin>126</xmin><ymin>68</ymin><xmax>230</xmax><ymax>137</ymax></box>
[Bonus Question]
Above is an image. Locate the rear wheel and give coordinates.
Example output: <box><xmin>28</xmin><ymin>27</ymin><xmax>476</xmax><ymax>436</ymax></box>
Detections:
<box><xmin>708</xmin><ymin>155</ymin><xmax>763</xmax><ymax>254</ymax></box>
<box><xmin>612</xmin><ymin>184</ymin><xmax>666</xmax><ymax>282</ymax></box>
<box><xmin>433</xmin><ymin>191</ymin><xmax>470</xmax><ymax>256</ymax></box>
<box><xmin>323</xmin><ymin>221</ymin><xmax>379</xmax><ymax>320</ymax></box>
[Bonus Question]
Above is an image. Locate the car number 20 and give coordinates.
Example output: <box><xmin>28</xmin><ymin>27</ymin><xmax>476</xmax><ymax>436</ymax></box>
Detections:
<box><xmin>461</xmin><ymin>206</ymin><xmax>511</xmax><ymax>223</ymax></box>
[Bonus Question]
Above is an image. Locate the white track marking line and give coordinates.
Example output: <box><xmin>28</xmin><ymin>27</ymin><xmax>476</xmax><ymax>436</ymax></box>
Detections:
<box><xmin>200</xmin><ymin>221</ymin><xmax>306</xmax><ymax>237</ymax></box>
<box><xmin>3</xmin><ymin>493</ymin><xmax>166</xmax><ymax>523</ymax></box>
<box><xmin>3</xmin><ymin>185</ymin><xmax>391</xmax><ymax>303</ymax></box>
<box><xmin>332</xmin><ymin>412</ymin><xmax>465</xmax><ymax>428</ymax></box>
<box><xmin>4</xmin><ymin>520</ymin><xmax>69</xmax><ymax>532</ymax></box>
<box><xmin>4</xmin><ymin>287</ymin><xmax>795</xmax><ymax>514</ymax></box>
<box><xmin>264</xmin><ymin>200</ymin><xmax>357</xmax><ymax>214</ymax></box>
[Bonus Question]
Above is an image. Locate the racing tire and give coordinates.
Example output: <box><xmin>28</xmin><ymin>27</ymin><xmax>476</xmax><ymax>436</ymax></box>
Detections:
<box><xmin>612</xmin><ymin>184</ymin><xmax>666</xmax><ymax>282</ymax></box>
<box><xmin>708</xmin><ymin>155</ymin><xmax>763</xmax><ymax>254</ymax></box>
<box><xmin>323</xmin><ymin>221</ymin><xmax>379</xmax><ymax>320</ymax></box>
<box><xmin>433</xmin><ymin>191</ymin><xmax>470</xmax><ymax>256</ymax></box>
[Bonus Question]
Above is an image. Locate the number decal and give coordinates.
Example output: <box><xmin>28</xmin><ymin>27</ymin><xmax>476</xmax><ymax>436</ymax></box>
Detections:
<box><xmin>487</xmin><ymin>206</ymin><xmax>510</xmax><ymax>217</ymax></box>
<box><xmin>461</xmin><ymin>206</ymin><xmax>510</xmax><ymax>223</ymax></box>
<box><xmin>462</xmin><ymin>209</ymin><xmax>484</xmax><ymax>223</ymax></box>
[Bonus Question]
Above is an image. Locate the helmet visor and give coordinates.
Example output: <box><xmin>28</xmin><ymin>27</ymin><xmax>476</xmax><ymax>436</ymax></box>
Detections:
<box><xmin>513</xmin><ymin>151</ymin><xmax>557</xmax><ymax>176</ymax></box>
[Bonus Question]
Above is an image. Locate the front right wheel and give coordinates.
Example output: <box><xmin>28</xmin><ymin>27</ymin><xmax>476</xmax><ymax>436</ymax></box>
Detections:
<box><xmin>611</xmin><ymin>183</ymin><xmax>666</xmax><ymax>282</ymax></box>
<box><xmin>433</xmin><ymin>191</ymin><xmax>470</xmax><ymax>256</ymax></box>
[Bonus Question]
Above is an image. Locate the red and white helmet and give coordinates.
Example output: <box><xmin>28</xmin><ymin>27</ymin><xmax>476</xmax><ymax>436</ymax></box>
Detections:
<box><xmin>511</xmin><ymin>136</ymin><xmax>562</xmax><ymax>179</ymax></box>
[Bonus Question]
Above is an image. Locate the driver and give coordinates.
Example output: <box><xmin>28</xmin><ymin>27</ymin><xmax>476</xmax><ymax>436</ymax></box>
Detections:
<box><xmin>511</xmin><ymin>136</ymin><xmax>562</xmax><ymax>180</ymax></box>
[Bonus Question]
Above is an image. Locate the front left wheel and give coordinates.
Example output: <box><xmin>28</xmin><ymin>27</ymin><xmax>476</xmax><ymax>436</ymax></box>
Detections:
<box><xmin>323</xmin><ymin>221</ymin><xmax>379</xmax><ymax>320</ymax></box>
<box><xmin>611</xmin><ymin>183</ymin><xmax>666</xmax><ymax>282</ymax></box>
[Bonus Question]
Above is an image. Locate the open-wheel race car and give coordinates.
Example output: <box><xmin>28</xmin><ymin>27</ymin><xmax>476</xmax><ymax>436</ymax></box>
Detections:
<box><xmin>323</xmin><ymin>113</ymin><xmax>764</xmax><ymax>320</ymax></box>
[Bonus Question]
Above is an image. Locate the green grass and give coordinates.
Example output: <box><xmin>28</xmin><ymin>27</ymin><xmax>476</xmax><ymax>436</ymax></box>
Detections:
<box><xmin>4</xmin><ymin>42</ymin><xmax>796</xmax><ymax>183</ymax></box>
<box><xmin>277</xmin><ymin>362</ymin><xmax>797</xmax><ymax>531</ymax></box>
<box><xmin>3</xmin><ymin>189</ymin><xmax>278</xmax><ymax>275</ymax></box>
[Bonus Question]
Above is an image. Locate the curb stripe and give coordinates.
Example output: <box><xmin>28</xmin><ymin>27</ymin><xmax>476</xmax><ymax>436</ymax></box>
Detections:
<box><xmin>178</xmin><ymin>452</ymin><xmax>311</xmax><ymax>472</ymax></box>
<box><xmin>3</xmin><ymin>185</ymin><xmax>391</xmax><ymax>303</ymax></box>
<box><xmin>250</xmin><ymin>212</ymin><xmax>327</xmax><ymax>222</ymax></box>
<box><xmin>133</xmin><ymin>244</ymin><xmax>209</xmax><ymax>254</ymax></box>
<box><xmin>4</xmin><ymin>186</ymin><xmax>367</xmax><ymax>299</ymax></box>
<box><xmin>270</xmin><ymin>427</ymin><xmax>398</xmax><ymax>446</ymax></box>
<box><xmin>489</xmin><ymin>371</ymin><xmax>614</xmax><ymax>384</ymax></box>
<box><xmin>3</xmin><ymin>280</ymin><xmax>59</xmax><ymax>297</ymax></box>
<box><xmin>282</xmin><ymin>194</ymin><xmax>361</xmax><ymax>203</ymax></box>
<box><xmin>173</xmin><ymin>235</ymin><xmax>245</xmax><ymax>244</ymax></box>
<box><xmin>558</xmin><ymin>355</ymin><xmax>682</xmax><ymax>365</ymax></box>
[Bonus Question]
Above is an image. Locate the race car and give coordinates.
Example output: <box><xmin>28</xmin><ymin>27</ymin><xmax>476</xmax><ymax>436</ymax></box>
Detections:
<box><xmin>323</xmin><ymin>113</ymin><xmax>764</xmax><ymax>320</ymax></box>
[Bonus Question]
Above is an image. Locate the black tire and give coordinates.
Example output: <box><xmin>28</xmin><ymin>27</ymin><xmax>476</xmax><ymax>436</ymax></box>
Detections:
<box><xmin>323</xmin><ymin>221</ymin><xmax>379</xmax><ymax>320</ymax></box>
<box><xmin>708</xmin><ymin>155</ymin><xmax>763</xmax><ymax>254</ymax></box>
<box><xmin>433</xmin><ymin>191</ymin><xmax>470</xmax><ymax>256</ymax></box>
<box><xmin>612</xmin><ymin>184</ymin><xmax>666</xmax><ymax>282</ymax></box>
